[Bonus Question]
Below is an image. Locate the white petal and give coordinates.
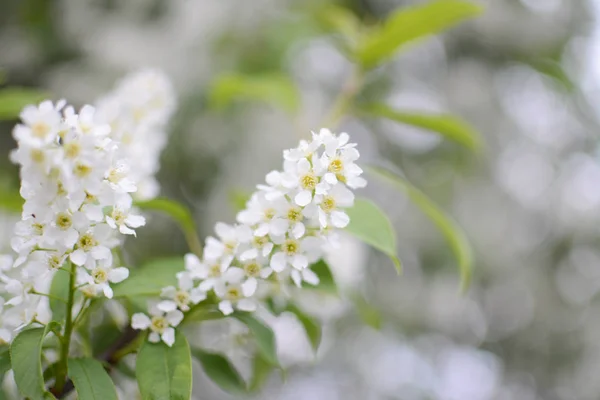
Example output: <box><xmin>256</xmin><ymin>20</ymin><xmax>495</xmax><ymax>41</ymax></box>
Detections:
<box><xmin>236</xmin><ymin>299</ymin><xmax>257</xmax><ymax>312</ymax></box>
<box><xmin>270</xmin><ymin>252</ymin><xmax>287</xmax><ymax>272</ymax></box>
<box><xmin>125</xmin><ymin>214</ymin><xmax>146</xmax><ymax>228</ymax></box>
<box><xmin>166</xmin><ymin>310</ymin><xmax>184</xmax><ymax>326</ymax></box>
<box><xmin>148</xmin><ymin>332</ymin><xmax>160</xmax><ymax>343</ymax></box>
<box><xmin>291</xmin><ymin>270</ymin><xmax>302</xmax><ymax>287</ymax></box>
<box><xmin>161</xmin><ymin>286</ymin><xmax>177</xmax><ymax>297</ymax></box>
<box><xmin>132</xmin><ymin>313</ymin><xmax>151</xmax><ymax>330</ymax></box>
<box><xmin>162</xmin><ymin>328</ymin><xmax>176</xmax><ymax>347</ymax></box>
<box><xmin>219</xmin><ymin>300</ymin><xmax>234</xmax><ymax>315</ymax></box>
<box><xmin>157</xmin><ymin>300</ymin><xmax>178</xmax><ymax>312</ymax></box>
<box><xmin>119</xmin><ymin>225</ymin><xmax>136</xmax><ymax>236</ymax></box>
<box><xmin>190</xmin><ymin>288</ymin><xmax>206</xmax><ymax>304</ymax></box>
<box><xmin>240</xmin><ymin>249</ymin><xmax>257</xmax><ymax>261</ymax></box>
<box><xmin>70</xmin><ymin>250</ymin><xmax>87</xmax><ymax>266</ymax></box>
<box><xmin>103</xmin><ymin>285</ymin><xmax>114</xmax><ymax>299</ymax></box>
<box><xmin>242</xmin><ymin>278</ymin><xmax>258</xmax><ymax>297</ymax></box>
<box><xmin>302</xmin><ymin>269</ymin><xmax>320</xmax><ymax>285</ymax></box>
<box><xmin>260</xmin><ymin>267</ymin><xmax>273</xmax><ymax>278</ymax></box>
<box><xmin>295</xmin><ymin>191</ymin><xmax>312</xmax><ymax>207</ymax></box>
<box><xmin>292</xmin><ymin>254</ymin><xmax>308</xmax><ymax>270</ymax></box>
<box><xmin>108</xmin><ymin>267</ymin><xmax>129</xmax><ymax>283</ymax></box>
<box><xmin>292</xmin><ymin>223</ymin><xmax>305</xmax><ymax>239</ymax></box>
<box><xmin>331</xmin><ymin>211</ymin><xmax>350</xmax><ymax>228</ymax></box>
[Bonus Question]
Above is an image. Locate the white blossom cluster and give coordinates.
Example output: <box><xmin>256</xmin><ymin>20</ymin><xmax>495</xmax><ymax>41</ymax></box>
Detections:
<box><xmin>132</xmin><ymin>128</ymin><xmax>366</xmax><ymax>346</ymax></box>
<box><xmin>0</xmin><ymin>99</ymin><xmax>146</xmax><ymax>343</ymax></box>
<box><xmin>95</xmin><ymin>69</ymin><xmax>176</xmax><ymax>201</ymax></box>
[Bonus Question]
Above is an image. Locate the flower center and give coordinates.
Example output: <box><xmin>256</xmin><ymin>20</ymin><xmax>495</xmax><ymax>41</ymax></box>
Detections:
<box><xmin>209</xmin><ymin>264</ymin><xmax>221</xmax><ymax>278</ymax></box>
<box><xmin>284</xmin><ymin>239</ymin><xmax>299</xmax><ymax>255</ymax></box>
<box><xmin>321</xmin><ymin>196</ymin><xmax>336</xmax><ymax>213</ymax></box>
<box><xmin>224</xmin><ymin>241</ymin><xmax>236</xmax><ymax>254</ymax></box>
<box><xmin>112</xmin><ymin>209</ymin><xmax>126</xmax><ymax>225</ymax></box>
<box><xmin>244</xmin><ymin>262</ymin><xmax>261</xmax><ymax>277</ymax></box>
<box><xmin>175</xmin><ymin>290</ymin><xmax>190</xmax><ymax>307</ymax></box>
<box><xmin>336</xmin><ymin>173</ymin><xmax>347</xmax><ymax>183</ymax></box>
<box><xmin>30</xmin><ymin>149</ymin><xmax>45</xmax><ymax>164</ymax></box>
<box><xmin>32</xmin><ymin>222</ymin><xmax>44</xmax><ymax>236</ymax></box>
<box><xmin>329</xmin><ymin>158</ymin><xmax>344</xmax><ymax>173</ymax></box>
<box><xmin>92</xmin><ymin>267</ymin><xmax>108</xmax><ymax>284</ymax></box>
<box><xmin>150</xmin><ymin>316</ymin><xmax>167</xmax><ymax>333</ymax></box>
<box><xmin>226</xmin><ymin>287</ymin><xmax>241</xmax><ymax>300</ymax></box>
<box><xmin>55</xmin><ymin>212</ymin><xmax>72</xmax><ymax>230</ymax></box>
<box><xmin>253</xmin><ymin>235</ymin><xmax>268</xmax><ymax>249</ymax></box>
<box><xmin>31</xmin><ymin>122</ymin><xmax>50</xmax><ymax>138</ymax></box>
<box><xmin>264</xmin><ymin>208</ymin><xmax>276</xmax><ymax>220</ymax></box>
<box><xmin>48</xmin><ymin>254</ymin><xmax>62</xmax><ymax>270</ymax></box>
<box><xmin>74</xmin><ymin>163</ymin><xmax>92</xmax><ymax>178</ymax></box>
<box><xmin>287</xmin><ymin>207</ymin><xmax>303</xmax><ymax>222</ymax></box>
<box><xmin>300</xmin><ymin>173</ymin><xmax>317</xmax><ymax>190</ymax></box>
<box><xmin>107</xmin><ymin>168</ymin><xmax>124</xmax><ymax>184</ymax></box>
<box><xmin>64</xmin><ymin>142</ymin><xmax>81</xmax><ymax>159</ymax></box>
<box><xmin>84</xmin><ymin>191</ymin><xmax>97</xmax><ymax>203</ymax></box>
<box><xmin>77</xmin><ymin>233</ymin><xmax>97</xmax><ymax>251</ymax></box>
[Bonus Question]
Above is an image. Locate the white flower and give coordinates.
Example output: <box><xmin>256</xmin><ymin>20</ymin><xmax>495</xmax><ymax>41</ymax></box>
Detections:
<box><xmin>282</xmin><ymin>158</ymin><xmax>328</xmax><ymax>207</ymax></box>
<box><xmin>105</xmin><ymin>195</ymin><xmax>146</xmax><ymax>235</ymax></box>
<box><xmin>290</xmin><ymin>268</ymin><xmax>320</xmax><ymax>288</ymax></box>
<box><xmin>132</xmin><ymin>303</ymin><xmax>183</xmax><ymax>347</ymax></box>
<box><xmin>81</xmin><ymin>265</ymin><xmax>129</xmax><ymax>298</ymax></box>
<box><xmin>12</xmin><ymin>100</ymin><xmax>63</xmax><ymax>147</ymax></box>
<box><xmin>214</xmin><ymin>267</ymin><xmax>258</xmax><ymax>315</ymax></box>
<box><xmin>306</xmin><ymin>183</ymin><xmax>355</xmax><ymax>228</ymax></box>
<box><xmin>203</xmin><ymin>223</ymin><xmax>252</xmax><ymax>260</ymax></box>
<box><xmin>270</xmin><ymin>236</ymin><xmax>323</xmax><ymax>273</ymax></box>
<box><xmin>159</xmin><ymin>272</ymin><xmax>206</xmax><ymax>312</ymax></box>
<box><xmin>69</xmin><ymin>224</ymin><xmax>115</xmax><ymax>268</ymax></box>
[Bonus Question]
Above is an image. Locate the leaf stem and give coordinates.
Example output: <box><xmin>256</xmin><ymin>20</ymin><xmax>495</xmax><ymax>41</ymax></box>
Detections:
<box><xmin>322</xmin><ymin>66</ymin><xmax>364</xmax><ymax>129</ymax></box>
<box><xmin>54</xmin><ymin>261</ymin><xmax>76</xmax><ymax>393</ymax></box>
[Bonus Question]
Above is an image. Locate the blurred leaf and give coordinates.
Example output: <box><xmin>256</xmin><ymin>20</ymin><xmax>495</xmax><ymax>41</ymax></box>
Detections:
<box><xmin>229</xmin><ymin>190</ymin><xmax>251</xmax><ymax>213</ymax></box>
<box><xmin>248</xmin><ymin>353</ymin><xmax>273</xmax><ymax>392</ymax></box>
<box><xmin>346</xmin><ymin>198</ymin><xmax>401</xmax><ymax>272</ymax></box>
<box><xmin>361</xmin><ymin>103</ymin><xmax>482</xmax><ymax>151</ymax></box>
<box><xmin>527</xmin><ymin>59</ymin><xmax>575</xmax><ymax>92</ymax></box>
<box><xmin>233</xmin><ymin>313</ymin><xmax>279</xmax><ymax>366</ymax></box>
<box><xmin>285</xmin><ymin>304</ymin><xmax>322</xmax><ymax>352</ymax></box>
<box><xmin>0</xmin><ymin>88</ymin><xmax>48</xmax><ymax>120</ymax></box>
<box><xmin>49</xmin><ymin>270</ymin><xmax>69</xmax><ymax>322</ymax></box>
<box><xmin>208</xmin><ymin>73</ymin><xmax>300</xmax><ymax>113</ymax></box>
<box><xmin>136</xmin><ymin>331</ymin><xmax>192</xmax><ymax>400</ymax></box>
<box><xmin>356</xmin><ymin>0</ymin><xmax>482</xmax><ymax>68</ymax></box>
<box><xmin>68</xmin><ymin>358</ymin><xmax>118</xmax><ymax>400</ymax></box>
<box><xmin>90</xmin><ymin>321</ymin><xmax>122</xmax><ymax>357</ymax></box>
<box><xmin>368</xmin><ymin>166</ymin><xmax>473</xmax><ymax>291</ymax></box>
<box><xmin>0</xmin><ymin>190</ymin><xmax>23</xmax><ymax>213</ymax></box>
<box><xmin>308</xmin><ymin>259</ymin><xmax>337</xmax><ymax>294</ymax></box>
<box><xmin>192</xmin><ymin>349</ymin><xmax>247</xmax><ymax>394</ymax></box>
<box><xmin>0</xmin><ymin>346</ymin><xmax>10</xmax><ymax>376</ymax></box>
<box><xmin>11</xmin><ymin>323</ymin><xmax>60</xmax><ymax>400</ymax></box>
<box><xmin>112</xmin><ymin>257</ymin><xmax>184</xmax><ymax>298</ymax></box>
<box><xmin>182</xmin><ymin>303</ymin><xmax>225</xmax><ymax>324</ymax></box>
<box><xmin>351</xmin><ymin>293</ymin><xmax>382</xmax><ymax>330</ymax></box>
<box><xmin>314</xmin><ymin>5</ymin><xmax>362</xmax><ymax>53</ymax></box>
<box><xmin>134</xmin><ymin>197</ymin><xmax>202</xmax><ymax>256</ymax></box>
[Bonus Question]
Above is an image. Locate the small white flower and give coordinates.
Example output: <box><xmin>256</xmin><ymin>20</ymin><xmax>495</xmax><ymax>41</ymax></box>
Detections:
<box><xmin>81</xmin><ymin>265</ymin><xmax>129</xmax><ymax>298</ymax></box>
<box><xmin>132</xmin><ymin>303</ymin><xmax>183</xmax><ymax>347</ymax></box>
<box><xmin>270</xmin><ymin>236</ymin><xmax>323</xmax><ymax>273</ymax></box>
<box><xmin>105</xmin><ymin>195</ymin><xmax>146</xmax><ymax>236</ymax></box>
<box><xmin>214</xmin><ymin>267</ymin><xmax>258</xmax><ymax>315</ymax></box>
<box><xmin>159</xmin><ymin>272</ymin><xmax>206</xmax><ymax>312</ymax></box>
<box><xmin>305</xmin><ymin>183</ymin><xmax>355</xmax><ymax>228</ymax></box>
<box><xmin>69</xmin><ymin>224</ymin><xmax>115</xmax><ymax>268</ymax></box>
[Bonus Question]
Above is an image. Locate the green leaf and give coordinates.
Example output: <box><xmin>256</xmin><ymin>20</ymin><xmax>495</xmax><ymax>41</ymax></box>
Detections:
<box><xmin>49</xmin><ymin>270</ymin><xmax>70</xmax><ymax>322</ymax></box>
<box><xmin>182</xmin><ymin>304</ymin><xmax>225</xmax><ymax>324</ymax></box>
<box><xmin>90</xmin><ymin>321</ymin><xmax>122</xmax><ymax>357</ymax></box>
<box><xmin>10</xmin><ymin>323</ymin><xmax>60</xmax><ymax>400</ymax></box>
<box><xmin>112</xmin><ymin>257</ymin><xmax>184</xmax><ymax>298</ymax></box>
<box><xmin>233</xmin><ymin>313</ymin><xmax>278</xmax><ymax>366</ymax></box>
<box><xmin>360</xmin><ymin>103</ymin><xmax>482</xmax><ymax>152</ymax></box>
<box><xmin>0</xmin><ymin>190</ymin><xmax>23</xmax><ymax>213</ymax></box>
<box><xmin>248</xmin><ymin>353</ymin><xmax>273</xmax><ymax>392</ymax></box>
<box><xmin>134</xmin><ymin>198</ymin><xmax>202</xmax><ymax>257</ymax></box>
<box><xmin>314</xmin><ymin>5</ymin><xmax>361</xmax><ymax>52</ymax></box>
<box><xmin>527</xmin><ymin>58</ymin><xmax>575</xmax><ymax>92</ymax></box>
<box><xmin>0</xmin><ymin>345</ymin><xmax>11</xmax><ymax>376</ymax></box>
<box><xmin>229</xmin><ymin>190</ymin><xmax>251</xmax><ymax>213</ymax></box>
<box><xmin>0</xmin><ymin>88</ymin><xmax>49</xmax><ymax>120</ymax></box>
<box><xmin>351</xmin><ymin>293</ymin><xmax>382</xmax><ymax>330</ymax></box>
<box><xmin>67</xmin><ymin>358</ymin><xmax>118</xmax><ymax>400</ymax></box>
<box><xmin>346</xmin><ymin>198</ymin><xmax>401</xmax><ymax>272</ymax></box>
<box><xmin>136</xmin><ymin>331</ymin><xmax>192</xmax><ymax>400</ymax></box>
<box><xmin>356</xmin><ymin>0</ymin><xmax>482</xmax><ymax>68</ymax></box>
<box><xmin>308</xmin><ymin>259</ymin><xmax>337</xmax><ymax>294</ymax></box>
<box><xmin>368</xmin><ymin>166</ymin><xmax>473</xmax><ymax>291</ymax></box>
<box><xmin>285</xmin><ymin>305</ymin><xmax>322</xmax><ymax>352</ymax></box>
<box><xmin>192</xmin><ymin>349</ymin><xmax>247</xmax><ymax>394</ymax></box>
<box><xmin>208</xmin><ymin>73</ymin><xmax>300</xmax><ymax>113</ymax></box>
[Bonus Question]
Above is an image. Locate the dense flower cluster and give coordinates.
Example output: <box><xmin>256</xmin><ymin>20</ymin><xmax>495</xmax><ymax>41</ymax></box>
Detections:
<box><xmin>132</xmin><ymin>129</ymin><xmax>366</xmax><ymax>346</ymax></box>
<box><xmin>95</xmin><ymin>69</ymin><xmax>176</xmax><ymax>200</ymax></box>
<box><xmin>0</xmin><ymin>70</ymin><xmax>173</xmax><ymax>343</ymax></box>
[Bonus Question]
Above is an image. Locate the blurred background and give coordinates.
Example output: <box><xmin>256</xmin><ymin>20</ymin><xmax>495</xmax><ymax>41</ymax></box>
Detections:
<box><xmin>2</xmin><ymin>0</ymin><xmax>600</xmax><ymax>399</ymax></box>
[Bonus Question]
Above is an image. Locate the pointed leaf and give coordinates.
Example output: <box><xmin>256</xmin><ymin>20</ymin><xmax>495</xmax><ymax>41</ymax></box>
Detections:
<box><xmin>285</xmin><ymin>305</ymin><xmax>322</xmax><ymax>352</ymax></box>
<box><xmin>346</xmin><ymin>198</ymin><xmax>401</xmax><ymax>272</ymax></box>
<box><xmin>0</xmin><ymin>88</ymin><xmax>49</xmax><ymax>120</ymax></box>
<box><xmin>68</xmin><ymin>358</ymin><xmax>118</xmax><ymax>400</ymax></box>
<box><xmin>356</xmin><ymin>0</ymin><xmax>482</xmax><ymax>68</ymax></box>
<box><xmin>49</xmin><ymin>270</ymin><xmax>70</xmax><ymax>322</ymax></box>
<box><xmin>136</xmin><ymin>331</ymin><xmax>192</xmax><ymax>400</ymax></box>
<box><xmin>0</xmin><ymin>346</ymin><xmax>10</xmax><ymax>376</ymax></box>
<box><xmin>10</xmin><ymin>323</ymin><xmax>60</xmax><ymax>400</ymax></box>
<box><xmin>368</xmin><ymin>166</ymin><xmax>473</xmax><ymax>291</ymax></box>
<box><xmin>208</xmin><ymin>73</ymin><xmax>300</xmax><ymax>113</ymax></box>
<box><xmin>192</xmin><ymin>349</ymin><xmax>247</xmax><ymax>394</ymax></box>
<box><xmin>361</xmin><ymin>103</ymin><xmax>482</xmax><ymax>151</ymax></box>
<box><xmin>112</xmin><ymin>257</ymin><xmax>184</xmax><ymax>298</ymax></box>
<box><xmin>307</xmin><ymin>259</ymin><xmax>337</xmax><ymax>294</ymax></box>
<box><xmin>248</xmin><ymin>353</ymin><xmax>273</xmax><ymax>392</ymax></box>
<box><xmin>233</xmin><ymin>313</ymin><xmax>278</xmax><ymax>366</ymax></box>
